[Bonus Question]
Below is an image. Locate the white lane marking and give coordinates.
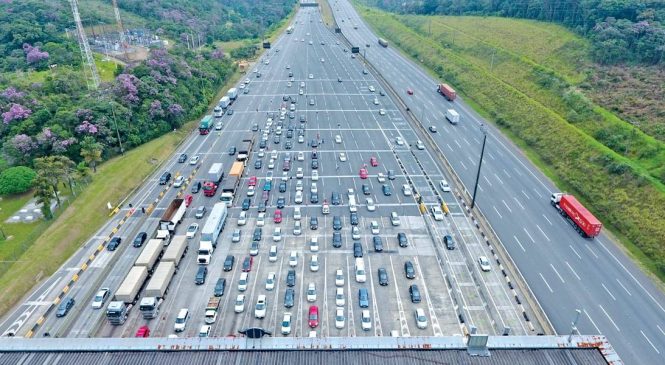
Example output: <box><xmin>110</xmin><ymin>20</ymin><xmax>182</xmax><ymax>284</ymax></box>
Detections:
<box><xmin>483</xmin><ymin>175</ymin><xmax>493</xmax><ymax>187</ymax></box>
<box><xmin>550</xmin><ymin>264</ymin><xmax>565</xmax><ymax>283</ymax></box>
<box><xmin>459</xmin><ymin>161</ymin><xmax>467</xmax><ymax>170</ymax></box>
<box><xmin>502</xmin><ymin>169</ymin><xmax>511</xmax><ymax>178</ymax></box>
<box><xmin>542</xmin><ymin>214</ymin><xmax>552</xmax><ymax>225</ymax></box>
<box><xmin>539</xmin><ymin>273</ymin><xmax>553</xmax><ymax>293</ymax></box>
<box><xmin>585</xmin><ymin>245</ymin><xmax>599</xmax><ymax>259</ymax></box>
<box><xmin>569</xmin><ymin>245</ymin><xmax>582</xmax><ymax>260</ymax></box>
<box><xmin>501</xmin><ymin>199</ymin><xmax>512</xmax><ymax>213</ymax></box>
<box><xmin>493</xmin><ymin>205</ymin><xmax>503</xmax><ymax>219</ymax></box>
<box><xmin>641</xmin><ymin>330</ymin><xmax>660</xmax><ymax>354</ymax></box>
<box><xmin>446</xmin><ymin>143</ymin><xmax>453</xmax><ymax>151</ymax></box>
<box><xmin>512</xmin><ymin>197</ymin><xmax>525</xmax><ymax>210</ymax></box>
<box><xmin>615</xmin><ymin>279</ymin><xmax>632</xmax><ymax>296</ymax></box>
<box><xmin>521</xmin><ymin>190</ymin><xmax>530</xmax><ymax>200</ymax></box>
<box><xmin>599</xmin><ymin>304</ymin><xmax>620</xmax><ymax>332</ymax></box>
<box><xmin>536</xmin><ymin>224</ymin><xmax>550</xmax><ymax>242</ymax></box>
<box><xmin>583</xmin><ymin>309</ymin><xmax>602</xmax><ymax>333</ymax></box>
<box><xmin>657</xmin><ymin>324</ymin><xmax>665</xmax><ymax>337</ymax></box>
<box><xmin>487</xmin><ymin>152</ymin><xmax>496</xmax><ymax>160</ymax></box>
<box><xmin>462</xmin><ymin>137</ymin><xmax>471</xmax><ymax>146</ymax></box>
<box><xmin>601</xmin><ymin>283</ymin><xmax>616</xmax><ymax>301</ymax></box>
<box><xmin>494</xmin><ymin>173</ymin><xmax>504</xmax><ymax>185</ymax></box>
<box><xmin>514</xmin><ymin>236</ymin><xmax>526</xmax><ymax>252</ymax></box>
<box><xmin>565</xmin><ymin>262</ymin><xmax>581</xmax><ymax>281</ymax></box>
<box><xmin>454</xmin><ymin>139</ymin><xmax>462</xmax><ymax>148</ymax></box>
<box><xmin>523</xmin><ymin>227</ymin><xmax>535</xmax><ymax>243</ymax></box>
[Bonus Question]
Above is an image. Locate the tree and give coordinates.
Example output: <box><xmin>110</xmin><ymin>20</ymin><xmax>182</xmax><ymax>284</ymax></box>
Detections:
<box><xmin>0</xmin><ymin>166</ymin><xmax>37</xmax><ymax>195</ymax></box>
<box><xmin>33</xmin><ymin>175</ymin><xmax>53</xmax><ymax>220</ymax></box>
<box><xmin>33</xmin><ymin>155</ymin><xmax>75</xmax><ymax>205</ymax></box>
<box><xmin>80</xmin><ymin>136</ymin><xmax>103</xmax><ymax>173</ymax></box>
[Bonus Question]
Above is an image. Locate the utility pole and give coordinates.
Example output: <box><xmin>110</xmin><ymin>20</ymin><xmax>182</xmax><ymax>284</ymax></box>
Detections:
<box><xmin>69</xmin><ymin>0</ymin><xmax>100</xmax><ymax>90</ymax></box>
<box><xmin>568</xmin><ymin>309</ymin><xmax>582</xmax><ymax>343</ymax></box>
<box><xmin>490</xmin><ymin>50</ymin><xmax>496</xmax><ymax>72</ymax></box>
<box><xmin>471</xmin><ymin>124</ymin><xmax>488</xmax><ymax>209</ymax></box>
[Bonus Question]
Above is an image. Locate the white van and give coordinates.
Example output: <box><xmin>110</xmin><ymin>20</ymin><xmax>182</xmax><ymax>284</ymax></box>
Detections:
<box><xmin>269</xmin><ymin>245</ymin><xmax>278</xmax><ymax>262</ymax></box>
<box><xmin>445</xmin><ymin>109</ymin><xmax>460</xmax><ymax>124</ymax></box>
<box><xmin>238</xmin><ymin>272</ymin><xmax>249</xmax><ymax>291</ymax></box>
<box><xmin>355</xmin><ymin>258</ymin><xmax>366</xmax><ymax>283</ymax></box>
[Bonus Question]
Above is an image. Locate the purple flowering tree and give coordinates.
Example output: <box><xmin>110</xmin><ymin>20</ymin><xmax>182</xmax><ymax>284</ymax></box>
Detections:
<box><xmin>3</xmin><ymin>134</ymin><xmax>37</xmax><ymax>165</ymax></box>
<box><xmin>2</xmin><ymin>103</ymin><xmax>32</xmax><ymax>124</ymax></box>
<box><xmin>22</xmin><ymin>43</ymin><xmax>49</xmax><ymax>65</ymax></box>
<box><xmin>149</xmin><ymin>100</ymin><xmax>164</xmax><ymax>118</ymax></box>
<box><xmin>115</xmin><ymin>74</ymin><xmax>140</xmax><ymax>105</ymax></box>
<box><xmin>167</xmin><ymin>103</ymin><xmax>184</xmax><ymax>116</ymax></box>
<box><xmin>211</xmin><ymin>49</ymin><xmax>224</xmax><ymax>59</ymax></box>
<box><xmin>0</xmin><ymin>87</ymin><xmax>25</xmax><ymax>102</ymax></box>
<box><xmin>75</xmin><ymin>121</ymin><xmax>99</xmax><ymax>135</ymax></box>
<box><xmin>76</xmin><ymin>109</ymin><xmax>93</xmax><ymax>122</ymax></box>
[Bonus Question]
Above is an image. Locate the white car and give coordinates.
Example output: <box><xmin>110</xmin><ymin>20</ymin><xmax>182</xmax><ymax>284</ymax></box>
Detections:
<box><xmin>309</xmin><ymin>73</ymin><xmax>314</xmax><ymax>79</ymax></box>
<box><xmin>306</xmin><ymin>283</ymin><xmax>317</xmax><ymax>302</ymax></box>
<box><xmin>287</xmin><ymin>81</ymin><xmax>292</xmax><ymax>87</ymax></box>
<box><xmin>320</xmin><ymin>58</ymin><xmax>325</xmax><ymax>63</ymax></box>
<box><xmin>402</xmin><ymin>184</ymin><xmax>412</xmax><ymax>196</ymax></box>
<box><xmin>268</xmin><ymin>159</ymin><xmax>275</xmax><ymax>169</ymax></box>
<box><xmin>189</xmin><ymin>155</ymin><xmax>200</xmax><ymax>165</ymax></box>
<box><xmin>255</xmin><ymin>295</ymin><xmax>267</xmax><ymax>318</ymax></box>
<box><xmin>281</xmin><ymin>313</ymin><xmax>292</xmax><ymax>335</ymax></box>
<box><xmin>266</xmin><ymin>171</ymin><xmax>274</xmax><ymax>182</ymax></box>
<box><xmin>215</xmin><ymin>121</ymin><xmax>223</xmax><ymax>130</ymax></box>
<box><xmin>238</xmin><ymin>211</ymin><xmax>247</xmax><ymax>226</ymax></box>
<box><xmin>310</xmin><ymin>182</ymin><xmax>318</xmax><ymax>194</ymax></box>
<box><xmin>294</xmin><ymin>207</ymin><xmax>302</xmax><ymax>220</ymax></box>
<box><xmin>335</xmin><ymin>308</ymin><xmax>345</xmax><ymax>329</ymax></box>
<box><xmin>379</xmin><ymin>109</ymin><xmax>386</xmax><ymax>115</ymax></box>
<box><xmin>370</xmin><ymin>220</ymin><xmax>380</xmax><ymax>235</ymax></box>
<box><xmin>377</xmin><ymin>173</ymin><xmax>386</xmax><ymax>183</ymax></box>
<box><xmin>432</xmin><ymin>206</ymin><xmax>444</xmax><ymax>221</ymax></box>
<box><xmin>273</xmin><ymin>227</ymin><xmax>282</xmax><ymax>242</ymax></box>
<box><xmin>296</xmin><ymin>167</ymin><xmax>304</xmax><ymax>179</ymax></box>
<box><xmin>311</xmin><ymin>170</ymin><xmax>319</xmax><ymax>181</ymax></box>
<box><xmin>281</xmin><ymin>172</ymin><xmax>288</xmax><ymax>182</ymax></box>
<box><xmin>395</xmin><ymin>136</ymin><xmax>404</xmax><ymax>145</ymax></box>
<box><xmin>335</xmin><ymin>135</ymin><xmax>342</xmax><ymax>143</ymax></box>
<box><xmin>339</xmin><ymin>153</ymin><xmax>347</xmax><ymax>162</ymax></box>
<box><xmin>297</xmin><ymin>151</ymin><xmax>304</xmax><ymax>161</ymax></box>
<box><xmin>310</xmin><ymin>255</ymin><xmax>319</xmax><ymax>272</ymax></box>
<box><xmin>440</xmin><ymin>179</ymin><xmax>451</xmax><ymax>192</ymax></box>
<box><xmin>299</xmin><ymin>89</ymin><xmax>304</xmax><ymax>96</ymax></box>
<box><xmin>416</xmin><ymin>140</ymin><xmax>425</xmax><ymax>150</ymax></box>
<box><xmin>298</xmin><ymin>135</ymin><xmax>305</xmax><ymax>143</ymax></box>
<box><xmin>335</xmin><ymin>269</ymin><xmax>345</xmax><ymax>287</ymax></box>
<box><xmin>351</xmin><ymin>226</ymin><xmax>361</xmax><ymax>240</ymax></box>
<box><xmin>232</xmin><ymin>229</ymin><xmax>241</xmax><ymax>242</ymax></box>
<box><xmin>257</xmin><ymin>212</ymin><xmax>266</xmax><ymax>226</ymax></box>
<box><xmin>174</xmin><ymin>308</ymin><xmax>189</xmax><ymax>332</ymax></box>
<box><xmin>366</xmin><ymin>198</ymin><xmax>376</xmax><ymax>212</ymax></box>
<box><xmin>295</xmin><ymin>190</ymin><xmax>303</xmax><ymax>204</ymax></box>
<box><xmin>309</xmin><ymin>237</ymin><xmax>319</xmax><ymax>252</ymax></box>
<box><xmin>247</xmin><ymin>185</ymin><xmax>255</xmax><ymax>197</ymax></box>
<box><xmin>234</xmin><ymin>295</ymin><xmax>245</xmax><ymax>313</ymax></box>
<box><xmin>295</xmin><ymin>180</ymin><xmax>304</xmax><ymax>191</ymax></box>
<box><xmin>361</xmin><ymin>310</ymin><xmax>372</xmax><ymax>331</ymax></box>
<box><xmin>244</xmin><ymin>78</ymin><xmax>250</xmax><ymax>84</ymax></box>
<box><xmin>91</xmin><ymin>288</ymin><xmax>110</xmax><ymax>309</ymax></box>
<box><xmin>335</xmin><ymin>287</ymin><xmax>345</xmax><ymax>307</ymax></box>
<box><xmin>368</xmin><ymin>85</ymin><xmax>375</xmax><ymax>92</ymax></box>
<box><xmin>258</xmin><ymin>149</ymin><xmax>265</xmax><ymax>158</ymax></box>
<box><xmin>186</xmin><ymin>223</ymin><xmax>199</xmax><ymax>239</ymax></box>
<box><xmin>373</xmin><ymin>98</ymin><xmax>379</xmax><ymax>105</ymax></box>
<box><xmin>271</xmin><ymin>150</ymin><xmax>278</xmax><ymax>159</ymax></box>
<box><xmin>478</xmin><ymin>256</ymin><xmax>491</xmax><ymax>272</ymax></box>
<box><xmin>294</xmin><ymin>220</ymin><xmax>302</xmax><ymax>235</ymax></box>
<box><xmin>266</xmin><ymin>272</ymin><xmax>276</xmax><ymax>290</ymax></box>
<box><xmin>173</xmin><ymin>175</ymin><xmax>185</xmax><ymax>188</ymax></box>
<box><xmin>199</xmin><ymin>325</ymin><xmax>211</xmax><ymax>337</ymax></box>
<box><xmin>415</xmin><ymin>308</ymin><xmax>428</xmax><ymax>329</ymax></box>
<box><xmin>300</xmin><ymin>81</ymin><xmax>305</xmax><ymax>87</ymax></box>
<box><xmin>289</xmin><ymin>251</ymin><xmax>298</xmax><ymax>267</ymax></box>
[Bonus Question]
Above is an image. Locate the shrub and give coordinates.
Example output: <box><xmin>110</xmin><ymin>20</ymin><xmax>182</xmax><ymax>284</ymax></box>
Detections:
<box><xmin>0</xmin><ymin>166</ymin><xmax>37</xmax><ymax>195</ymax></box>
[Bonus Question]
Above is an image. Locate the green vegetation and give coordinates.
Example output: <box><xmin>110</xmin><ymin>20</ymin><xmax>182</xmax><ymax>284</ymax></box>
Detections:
<box><xmin>355</xmin><ymin>6</ymin><xmax>665</xmax><ymax>280</ymax></box>
<box><xmin>0</xmin><ymin>166</ymin><xmax>36</xmax><ymax>195</ymax></box>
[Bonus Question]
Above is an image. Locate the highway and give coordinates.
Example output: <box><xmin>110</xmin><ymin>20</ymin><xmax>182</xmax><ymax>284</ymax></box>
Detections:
<box><xmin>0</xmin><ymin>6</ymin><xmax>540</xmax><ymax>340</ymax></box>
<box><xmin>331</xmin><ymin>0</ymin><xmax>665</xmax><ymax>363</ymax></box>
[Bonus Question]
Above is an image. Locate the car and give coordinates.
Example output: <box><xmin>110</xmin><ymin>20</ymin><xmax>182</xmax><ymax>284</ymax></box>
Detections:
<box><xmin>311</xmin><ymin>170</ymin><xmax>319</xmax><ymax>181</ymax></box>
<box><xmin>415</xmin><ymin>308</ymin><xmax>428</xmax><ymax>329</ymax></box>
<box><xmin>397</xmin><ymin>232</ymin><xmax>408</xmax><ymax>247</ymax></box>
<box><xmin>478</xmin><ymin>256</ymin><xmax>492</xmax><ymax>272</ymax></box>
<box><xmin>380</xmin><ymin>90</ymin><xmax>385</xmax><ymax>96</ymax></box>
<box><xmin>331</xmin><ymin>192</ymin><xmax>341</xmax><ymax>205</ymax></box>
<box><xmin>335</xmin><ymin>135</ymin><xmax>342</xmax><ymax>143</ymax></box>
<box><xmin>358</xmin><ymin>288</ymin><xmax>370</xmax><ymax>308</ymax></box>
<box><xmin>248</xmin><ymin>176</ymin><xmax>257</xmax><ymax>186</ymax></box>
<box><xmin>416</xmin><ymin>140</ymin><xmax>425</xmax><ymax>150</ymax></box>
<box><xmin>198</xmin><ymin>325</ymin><xmax>211</xmax><ymax>337</ymax></box>
<box><xmin>332</xmin><ymin>231</ymin><xmax>342</xmax><ymax>248</ymax></box>
<box><xmin>309</xmin><ymin>237</ymin><xmax>319</xmax><ymax>252</ymax></box>
<box><xmin>440</xmin><ymin>179</ymin><xmax>451</xmax><ymax>192</ymax></box>
<box><xmin>407</xmin><ymin>88</ymin><xmax>414</xmax><ymax>95</ymax></box>
<box><xmin>272</xmin><ymin>227</ymin><xmax>282</xmax><ymax>242</ymax></box>
<box><xmin>223</xmin><ymin>255</ymin><xmax>235</xmax><ymax>271</ymax></box>
<box><xmin>358</xmin><ymin>184</ymin><xmax>369</xmax><ymax>196</ymax></box>
<box><xmin>353</xmin><ymin>242</ymin><xmax>363</xmax><ymax>258</ymax></box>
<box><xmin>273</xmin><ymin>135</ymin><xmax>281</xmax><ymax>144</ymax></box>
<box><xmin>254</xmin><ymin>160</ymin><xmax>262</xmax><ymax>169</ymax></box>
<box><xmin>232</xmin><ymin>229</ymin><xmax>241</xmax><ymax>243</ymax></box>
<box><xmin>310</xmin><ymin>255</ymin><xmax>319</xmax><ymax>272</ymax></box>
<box><xmin>289</xmin><ymin>251</ymin><xmax>298</xmax><ymax>267</ymax></box>
<box><xmin>373</xmin><ymin>236</ymin><xmax>384</xmax><ymax>252</ymax></box>
<box><xmin>281</xmin><ymin>313</ymin><xmax>292</xmax><ymax>335</ymax></box>
<box><xmin>404</xmin><ymin>261</ymin><xmax>416</xmax><ymax>279</ymax></box>
<box><xmin>272</xmin><ymin>209</ymin><xmax>282</xmax><ymax>224</ymax></box>
<box><xmin>310</xmin><ymin>192</ymin><xmax>319</xmax><ymax>204</ymax></box>
<box><xmin>339</xmin><ymin>152</ymin><xmax>347</xmax><ymax>162</ymax></box>
<box><xmin>351</xmin><ymin>226</ymin><xmax>361</xmax><ymax>240</ymax></box>
<box><xmin>338</xmin><ymin>77</ymin><xmax>343</xmax><ymax>82</ymax></box>
<box><xmin>195</xmin><ymin>266</ymin><xmax>207</xmax><ymax>285</ymax></box>
<box><xmin>285</xmin><ymin>140</ymin><xmax>293</xmax><ymax>150</ymax></box>
<box><xmin>310</xmin><ymin>216</ymin><xmax>319</xmax><ymax>230</ymax></box>
<box><xmin>350</xmin><ymin>212</ymin><xmax>359</xmax><ymax>225</ymax></box>
<box><xmin>276</xmin><ymin>196</ymin><xmax>286</xmax><ymax>209</ymax></box>
<box><xmin>429</xmin><ymin>125</ymin><xmax>438</xmax><ymax>133</ymax></box>
<box><xmin>378</xmin><ymin>268</ymin><xmax>389</xmax><ymax>286</ymax></box>
<box><xmin>178</xmin><ymin>153</ymin><xmax>187</xmax><ymax>163</ymax></box>
<box><xmin>361</xmin><ymin>310</ymin><xmax>372</xmax><ymax>331</ymax></box>
<box><xmin>332</xmin><ymin>216</ymin><xmax>342</xmax><ymax>230</ymax></box>
<box><xmin>297</xmin><ymin>151</ymin><xmax>305</xmax><ymax>161</ymax></box>
<box><xmin>241</xmin><ymin>198</ymin><xmax>251</xmax><ymax>211</ymax></box>
<box><xmin>237</xmin><ymin>211</ymin><xmax>247</xmax><ymax>226</ymax></box>
<box><xmin>259</xmin><ymin>140</ymin><xmax>267</xmax><ymax>148</ymax></box>
<box><xmin>379</xmin><ymin>109</ymin><xmax>386</xmax><ymax>115</ymax></box>
<box><xmin>370</xmin><ymin>156</ymin><xmax>378</xmax><ymax>167</ymax></box>
<box><xmin>409</xmin><ymin>284</ymin><xmax>422</xmax><ymax>303</ymax></box>
<box><xmin>308</xmin><ymin>73</ymin><xmax>314</xmax><ymax>79</ymax></box>
<box><xmin>242</xmin><ymin>256</ymin><xmax>253</xmax><ymax>272</ymax></box>
<box><xmin>252</xmin><ymin>227</ymin><xmax>262</xmax><ymax>242</ymax></box>
<box><xmin>174</xmin><ymin>308</ymin><xmax>189</xmax><ymax>332</ymax></box>
<box><xmin>257</xmin><ymin>212</ymin><xmax>266</xmax><ymax>226</ymax></box>
<box><xmin>308</xmin><ymin>306</ymin><xmax>319</xmax><ymax>328</ymax></box>
<box><xmin>402</xmin><ymin>184</ymin><xmax>412</xmax><ymax>196</ymax></box>
<box><xmin>295</xmin><ymin>191</ymin><xmax>303</xmax><ymax>204</ymax></box>
<box><xmin>243</xmin><ymin>87</ymin><xmax>250</xmax><ymax>94</ymax></box>
<box><xmin>377</xmin><ymin>172</ymin><xmax>386</xmax><ymax>182</ymax></box>
<box><xmin>390</xmin><ymin>211</ymin><xmax>400</xmax><ymax>226</ymax></box>
<box><xmin>132</xmin><ymin>232</ymin><xmax>147</xmax><ymax>247</ymax></box>
<box><xmin>215</xmin><ymin>121</ymin><xmax>223</xmax><ymax>130</ymax></box>
<box><xmin>173</xmin><ymin>175</ymin><xmax>185</xmax><ymax>188</ymax></box>
<box><xmin>311</xmin><ymin>160</ymin><xmax>319</xmax><ymax>169</ymax></box>
<box><xmin>299</xmin><ymin>89</ymin><xmax>304</xmax><ymax>95</ymax></box>
<box><xmin>184</xmin><ymin>194</ymin><xmax>193</xmax><ymax>207</ymax></box>
<box><xmin>306</xmin><ymin>282</ymin><xmax>317</xmax><ymax>302</ymax></box>
<box><xmin>91</xmin><ymin>288</ymin><xmax>110</xmax><ymax>309</ymax></box>
<box><xmin>159</xmin><ymin>171</ymin><xmax>172</xmax><ymax>184</ymax></box>
<box><xmin>335</xmin><ymin>308</ymin><xmax>345</xmax><ymax>329</ymax></box>
<box><xmin>234</xmin><ymin>295</ymin><xmax>245</xmax><ymax>313</ymax></box>
<box><xmin>395</xmin><ymin>137</ymin><xmax>404</xmax><ymax>146</ymax></box>
<box><xmin>432</xmin><ymin>206</ymin><xmax>445</xmax><ymax>221</ymax></box>
<box><xmin>107</xmin><ymin>236</ymin><xmax>121</xmax><ymax>251</ymax></box>
<box><xmin>368</xmin><ymin>85</ymin><xmax>375</xmax><ymax>92</ymax></box>
<box><xmin>255</xmin><ymin>295</ymin><xmax>267</xmax><ymax>318</ymax></box>
<box><xmin>294</xmin><ymin>207</ymin><xmax>302</xmax><ymax>220</ymax></box>
<box><xmin>56</xmin><ymin>297</ymin><xmax>75</xmax><ymax>317</ymax></box>
<box><xmin>190</xmin><ymin>181</ymin><xmax>201</xmax><ymax>194</ymax></box>
<box><xmin>370</xmin><ymin>220</ymin><xmax>380</xmax><ymax>235</ymax></box>
<box><xmin>189</xmin><ymin>155</ymin><xmax>200</xmax><ymax>165</ymax></box>
<box><xmin>298</xmin><ymin>135</ymin><xmax>305</xmax><ymax>143</ymax></box>
<box><xmin>186</xmin><ymin>223</ymin><xmax>199</xmax><ymax>239</ymax></box>
<box><xmin>335</xmin><ymin>269</ymin><xmax>345</xmax><ymax>287</ymax></box>
<box><xmin>362</xmin><ymin>69</ymin><xmax>368</xmax><ymax>74</ymax></box>
<box><xmin>258</xmin><ymin>201</ymin><xmax>266</xmax><ymax>213</ymax></box>
<box><xmin>266</xmin><ymin>172</ymin><xmax>274</xmax><ymax>183</ymax></box>
<box><xmin>228</xmin><ymin>146</ymin><xmax>236</xmax><ymax>155</ymax></box>
<box><xmin>252</xmin><ymin>123</ymin><xmax>259</xmax><ymax>131</ymax></box>
<box><xmin>195</xmin><ymin>206</ymin><xmax>206</xmax><ymax>219</ymax></box>
<box><xmin>373</xmin><ymin>98</ymin><xmax>380</xmax><ymax>105</ymax></box>
<box><xmin>214</xmin><ymin>278</ymin><xmax>226</xmax><ymax>297</ymax></box>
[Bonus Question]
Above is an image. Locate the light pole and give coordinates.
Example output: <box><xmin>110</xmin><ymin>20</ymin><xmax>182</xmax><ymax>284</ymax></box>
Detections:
<box><xmin>568</xmin><ymin>309</ymin><xmax>582</xmax><ymax>342</ymax></box>
<box><xmin>471</xmin><ymin>123</ymin><xmax>487</xmax><ymax>209</ymax></box>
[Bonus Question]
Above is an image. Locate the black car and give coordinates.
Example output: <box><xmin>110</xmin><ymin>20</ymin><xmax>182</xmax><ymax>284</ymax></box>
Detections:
<box><xmin>310</xmin><ymin>192</ymin><xmax>319</xmax><ymax>204</ymax></box>
<box><xmin>310</xmin><ymin>216</ymin><xmax>318</xmax><ymax>230</ymax></box>
<box><xmin>252</xmin><ymin>123</ymin><xmax>259</xmax><ymax>131</ymax></box>
<box><xmin>286</xmin><ymin>270</ymin><xmax>296</xmax><ymax>287</ymax></box>
<box><xmin>311</xmin><ymin>151</ymin><xmax>318</xmax><ymax>159</ymax></box>
<box><xmin>382</xmin><ymin>184</ymin><xmax>392</xmax><ymax>196</ymax></box>
<box><xmin>311</xmin><ymin>160</ymin><xmax>319</xmax><ymax>170</ymax></box>
<box><xmin>159</xmin><ymin>171</ymin><xmax>171</xmax><ymax>185</ymax></box>
<box><xmin>332</xmin><ymin>232</ymin><xmax>342</xmax><ymax>248</ymax></box>
<box><xmin>444</xmin><ymin>235</ymin><xmax>455</xmax><ymax>250</ymax></box>
<box><xmin>228</xmin><ymin>147</ymin><xmax>236</xmax><ymax>155</ymax></box>
<box><xmin>332</xmin><ymin>216</ymin><xmax>342</xmax><ymax>231</ymax></box>
<box><xmin>107</xmin><ymin>237</ymin><xmax>121</xmax><ymax>251</ymax></box>
<box><xmin>223</xmin><ymin>255</ymin><xmax>235</xmax><ymax>271</ymax></box>
<box><xmin>378</xmin><ymin>268</ymin><xmax>389</xmax><ymax>286</ymax></box>
<box><xmin>253</xmin><ymin>227</ymin><xmax>262</xmax><ymax>241</ymax></box>
<box><xmin>132</xmin><ymin>232</ymin><xmax>147</xmax><ymax>247</ymax></box>
<box><xmin>387</xmin><ymin>170</ymin><xmax>396</xmax><ymax>180</ymax></box>
<box><xmin>285</xmin><ymin>140</ymin><xmax>293</xmax><ymax>150</ymax></box>
<box><xmin>286</xmin><ymin>130</ymin><xmax>293</xmax><ymax>139</ymax></box>
<box><xmin>227</xmin><ymin>108</ymin><xmax>234</xmax><ymax>115</ymax></box>
<box><xmin>277</xmin><ymin>196</ymin><xmax>286</xmax><ymax>209</ymax></box>
<box><xmin>300</xmin><ymin>115</ymin><xmax>306</xmax><ymax>123</ymax></box>
<box><xmin>178</xmin><ymin>153</ymin><xmax>187</xmax><ymax>163</ymax></box>
<box><xmin>56</xmin><ymin>297</ymin><xmax>75</xmax><ymax>317</ymax></box>
<box><xmin>284</xmin><ymin>288</ymin><xmax>295</xmax><ymax>308</ymax></box>
<box><xmin>331</xmin><ymin>192</ymin><xmax>341</xmax><ymax>205</ymax></box>
<box><xmin>195</xmin><ymin>266</ymin><xmax>208</xmax><ymax>285</ymax></box>
<box><xmin>259</xmin><ymin>140</ymin><xmax>267</xmax><ymax>149</ymax></box>
<box><xmin>409</xmin><ymin>284</ymin><xmax>421</xmax><ymax>303</ymax></box>
<box><xmin>350</xmin><ymin>212</ymin><xmax>359</xmax><ymax>226</ymax></box>
<box><xmin>242</xmin><ymin>256</ymin><xmax>253</xmax><ymax>271</ymax></box>
<box><xmin>397</xmin><ymin>232</ymin><xmax>408</xmax><ymax>247</ymax></box>
<box><xmin>279</xmin><ymin>181</ymin><xmax>287</xmax><ymax>193</ymax></box>
<box><xmin>214</xmin><ymin>278</ymin><xmax>226</xmax><ymax>297</ymax></box>
<box><xmin>258</xmin><ymin>201</ymin><xmax>267</xmax><ymax>212</ymax></box>
<box><xmin>311</xmin><ymin>139</ymin><xmax>319</xmax><ymax>148</ymax></box>
<box><xmin>358</xmin><ymin>288</ymin><xmax>370</xmax><ymax>308</ymax></box>
<box><xmin>273</xmin><ymin>135</ymin><xmax>281</xmax><ymax>144</ymax></box>
<box><xmin>404</xmin><ymin>261</ymin><xmax>416</xmax><ymax>279</ymax></box>
<box><xmin>242</xmin><ymin>198</ymin><xmax>251</xmax><ymax>211</ymax></box>
<box><xmin>254</xmin><ymin>160</ymin><xmax>262</xmax><ymax>169</ymax></box>
<box><xmin>362</xmin><ymin>184</ymin><xmax>371</xmax><ymax>195</ymax></box>
<box><xmin>373</xmin><ymin>236</ymin><xmax>384</xmax><ymax>252</ymax></box>
<box><xmin>191</xmin><ymin>181</ymin><xmax>201</xmax><ymax>193</ymax></box>
<box><xmin>353</xmin><ymin>242</ymin><xmax>363</xmax><ymax>257</ymax></box>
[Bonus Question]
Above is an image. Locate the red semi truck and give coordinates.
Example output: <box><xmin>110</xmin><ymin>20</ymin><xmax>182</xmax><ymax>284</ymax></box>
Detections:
<box><xmin>203</xmin><ymin>163</ymin><xmax>225</xmax><ymax>197</ymax></box>
<box><xmin>437</xmin><ymin>83</ymin><xmax>457</xmax><ymax>101</ymax></box>
<box><xmin>550</xmin><ymin>193</ymin><xmax>602</xmax><ymax>238</ymax></box>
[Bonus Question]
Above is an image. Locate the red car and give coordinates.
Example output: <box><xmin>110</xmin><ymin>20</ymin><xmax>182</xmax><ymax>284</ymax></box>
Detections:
<box><xmin>370</xmin><ymin>156</ymin><xmax>378</xmax><ymax>167</ymax></box>
<box><xmin>308</xmin><ymin>305</ymin><xmax>319</xmax><ymax>328</ymax></box>
<box><xmin>184</xmin><ymin>194</ymin><xmax>193</xmax><ymax>207</ymax></box>
<box><xmin>407</xmin><ymin>88</ymin><xmax>414</xmax><ymax>95</ymax></box>
<box><xmin>359</xmin><ymin>167</ymin><xmax>368</xmax><ymax>179</ymax></box>
<box><xmin>248</xmin><ymin>176</ymin><xmax>257</xmax><ymax>186</ymax></box>
<box><xmin>242</xmin><ymin>256</ymin><xmax>253</xmax><ymax>272</ymax></box>
<box><xmin>135</xmin><ymin>325</ymin><xmax>150</xmax><ymax>337</ymax></box>
<box><xmin>274</xmin><ymin>209</ymin><xmax>282</xmax><ymax>223</ymax></box>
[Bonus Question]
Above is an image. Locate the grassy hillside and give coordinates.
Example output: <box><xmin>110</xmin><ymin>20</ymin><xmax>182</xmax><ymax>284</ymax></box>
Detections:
<box><xmin>353</xmin><ymin>5</ymin><xmax>665</xmax><ymax>280</ymax></box>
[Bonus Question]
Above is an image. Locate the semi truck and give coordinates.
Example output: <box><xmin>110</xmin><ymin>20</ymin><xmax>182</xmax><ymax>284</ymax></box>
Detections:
<box><xmin>437</xmin><ymin>83</ymin><xmax>457</xmax><ymax>101</ymax></box>
<box><xmin>220</xmin><ymin>161</ymin><xmax>244</xmax><ymax>206</ymax></box>
<box><xmin>160</xmin><ymin>198</ymin><xmax>187</xmax><ymax>232</ymax></box>
<box><xmin>199</xmin><ymin>115</ymin><xmax>213</xmax><ymax>135</ymax></box>
<box><xmin>162</xmin><ymin>235</ymin><xmax>188</xmax><ymax>267</ymax></box>
<box><xmin>227</xmin><ymin>88</ymin><xmax>238</xmax><ymax>100</ymax></box>
<box><xmin>219</xmin><ymin>96</ymin><xmax>231</xmax><ymax>110</ymax></box>
<box><xmin>114</xmin><ymin>266</ymin><xmax>149</xmax><ymax>304</ymax></box>
<box><xmin>378</xmin><ymin>38</ymin><xmax>388</xmax><ymax>47</ymax></box>
<box><xmin>134</xmin><ymin>239</ymin><xmax>163</xmax><ymax>272</ymax></box>
<box><xmin>140</xmin><ymin>261</ymin><xmax>176</xmax><ymax>319</ymax></box>
<box><xmin>203</xmin><ymin>163</ymin><xmax>225</xmax><ymax>197</ymax></box>
<box><xmin>550</xmin><ymin>193</ymin><xmax>602</xmax><ymax>238</ymax></box>
<box><xmin>198</xmin><ymin>203</ymin><xmax>228</xmax><ymax>264</ymax></box>
<box><xmin>445</xmin><ymin>109</ymin><xmax>460</xmax><ymax>125</ymax></box>
<box><xmin>237</xmin><ymin>141</ymin><xmax>252</xmax><ymax>161</ymax></box>
<box><xmin>204</xmin><ymin>297</ymin><xmax>221</xmax><ymax>324</ymax></box>
<box><xmin>106</xmin><ymin>301</ymin><xmax>129</xmax><ymax>325</ymax></box>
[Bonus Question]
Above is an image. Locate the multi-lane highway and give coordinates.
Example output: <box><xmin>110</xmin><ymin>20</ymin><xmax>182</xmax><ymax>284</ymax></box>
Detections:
<box><xmin>330</xmin><ymin>0</ymin><xmax>665</xmax><ymax>363</ymax></box>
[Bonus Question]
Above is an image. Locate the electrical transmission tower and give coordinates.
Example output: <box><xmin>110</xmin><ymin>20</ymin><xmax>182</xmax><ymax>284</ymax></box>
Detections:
<box><xmin>112</xmin><ymin>0</ymin><xmax>127</xmax><ymax>46</ymax></box>
<box><xmin>70</xmin><ymin>0</ymin><xmax>100</xmax><ymax>90</ymax></box>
